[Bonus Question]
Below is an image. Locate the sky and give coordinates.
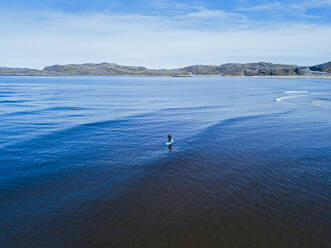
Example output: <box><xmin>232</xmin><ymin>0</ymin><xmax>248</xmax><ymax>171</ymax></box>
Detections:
<box><xmin>0</xmin><ymin>0</ymin><xmax>331</xmax><ymax>69</ymax></box>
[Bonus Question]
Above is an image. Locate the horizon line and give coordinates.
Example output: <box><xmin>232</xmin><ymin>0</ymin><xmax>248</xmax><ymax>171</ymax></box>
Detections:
<box><xmin>1</xmin><ymin>60</ymin><xmax>330</xmax><ymax>71</ymax></box>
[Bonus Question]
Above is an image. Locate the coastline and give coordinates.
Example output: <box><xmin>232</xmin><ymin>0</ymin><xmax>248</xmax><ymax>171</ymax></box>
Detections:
<box><xmin>0</xmin><ymin>74</ymin><xmax>330</xmax><ymax>79</ymax></box>
<box><xmin>1</xmin><ymin>61</ymin><xmax>330</xmax><ymax>78</ymax></box>
<box><xmin>247</xmin><ymin>75</ymin><xmax>331</xmax><ymax>80</ymax></box>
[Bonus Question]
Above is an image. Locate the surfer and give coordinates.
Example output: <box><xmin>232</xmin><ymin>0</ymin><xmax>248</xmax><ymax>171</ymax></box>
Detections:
<box><xmin>167</xmin><ymin>134</ymin><xmax>173</xmax><ymax>150</ymax></box>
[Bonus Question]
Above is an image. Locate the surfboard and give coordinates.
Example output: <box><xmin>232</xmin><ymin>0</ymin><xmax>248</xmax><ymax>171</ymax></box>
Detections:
<box><xmin>165</xmin><ymin>139</ymin><xmax>174</xmax><ymax>146</ymax></box>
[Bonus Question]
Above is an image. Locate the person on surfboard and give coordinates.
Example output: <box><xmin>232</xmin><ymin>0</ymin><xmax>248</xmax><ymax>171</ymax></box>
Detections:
<box><xmin>167</xmin><ymin>134</ymin><xmax>173</xmax><ymax>150</ymax></box>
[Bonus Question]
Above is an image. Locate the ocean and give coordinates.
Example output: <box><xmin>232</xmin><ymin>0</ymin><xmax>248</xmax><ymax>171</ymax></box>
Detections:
<box><xmin>0</xmin><ymin>76</ymin><xmax>330</xmax><ymax>247</ymax></box>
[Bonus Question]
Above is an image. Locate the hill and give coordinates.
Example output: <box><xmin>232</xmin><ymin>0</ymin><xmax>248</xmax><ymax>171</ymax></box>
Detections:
<box><xmin>0</xmin><ymin>61</ymin><xmax>330</xmax><ymax>76</ymax></box>
<box><xmin>309</xmin><ymin>61</ymin><xmax>331</xmax><ymax>73</ymax></box>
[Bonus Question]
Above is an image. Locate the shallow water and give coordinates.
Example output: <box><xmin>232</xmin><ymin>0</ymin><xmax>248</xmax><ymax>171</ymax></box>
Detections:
<box><xmin>0</xmin><ymin>76</ymin><xmax>330</xmax><ymax>247</ymax></box>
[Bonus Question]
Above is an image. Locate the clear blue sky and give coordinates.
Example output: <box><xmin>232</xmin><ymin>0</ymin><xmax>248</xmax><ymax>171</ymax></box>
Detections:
<box><xmin>1</xmin><ymin>0</ymin><xmax>330</xmax><ymax>68</ymax></box>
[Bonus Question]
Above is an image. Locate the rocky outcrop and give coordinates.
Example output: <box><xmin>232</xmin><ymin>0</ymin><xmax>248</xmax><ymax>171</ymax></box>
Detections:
<box><xmin>43</xmin><ymin>63</ymin><xmax>148</xmax><ymax>75</ymax></box>
<box><xmin>181</xmin><ymin>62</ymin><xmax>303</xmax><ymax>76</ymax></box>
<box><xmin>309</xmin><ymin>61</ymin><xmax>331</xmax><ymax>73</ymax></box>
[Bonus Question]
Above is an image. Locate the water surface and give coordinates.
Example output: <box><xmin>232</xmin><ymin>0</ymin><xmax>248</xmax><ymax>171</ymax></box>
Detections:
<box><xmin>0</xmin><ymin>76</ymin><xmax>330</xmax><ymax>247</ymax></box>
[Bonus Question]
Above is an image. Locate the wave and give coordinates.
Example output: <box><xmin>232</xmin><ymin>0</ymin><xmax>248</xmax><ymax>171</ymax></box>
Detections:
<box><xmin>127</xmin><ymin>110</ymin><xmax>296</xmax><ymax>184</ymax></box>
<box><xmin>276</xmin><ymin>90</ymin><xmax>310</xmax><ymax>102</ymax></box>
<box><xmin>0</xmin><ymin>99</ymin><xmax>30</xmax><ymax>104</ymax></box>
<box><xmin>1</xmin><ymin>110</ymin><xmax>43</xmax><ymax>117</ymax></box>
<box><xmin>160</xmin><ymin>105</ymin><xmax>226</xmax><ymax>112</ymax></box>
<box><xmin>188</xmin><ymin>110</ymin><xmax>293</xmax><ymax>139</ymax></box>
<box><xmin>284</xmin><ymin>91</ymin><xmax>309</xmax><ymax>94</ymax></box>
<box><xmin>275</xmin><ymin>95</ymin><xmax>307</xmax><ymax>102</ymax></box>
<box><xmin>0</xmin><ymin>111</ymin><xmax>156</xmax><ymax>150</ymax></box>
<box><xmin>0</xmin><ymin>108</ymin><xmax>295</xmax><ymax>190</ymax></box>
<box><xmin>46</xmin><ymin>106</ymin><xmax>88</xmax><ymax>111</ymax></box>
<box><xmin>0</xmin><ymin>106</ymin><xmax>88</xmax><ymax>117</ymax></box>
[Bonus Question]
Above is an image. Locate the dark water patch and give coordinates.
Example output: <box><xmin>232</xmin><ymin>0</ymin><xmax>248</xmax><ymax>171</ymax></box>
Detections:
<box><xmin>0</xmin><ymin>99</ymin><xmax>30</xmax><ymax>104</ymax></box>
<box><xmin>45</xmin><ymin>106</ymin><xmax>88</xmax><ymax>111</ymax></box>
<box><xmin>4</xmin><ymin>111</ymin><xmax>330</xmax><ymax>247</ymax></box>
<box><xmin>36</xmin><ymin>113</ymin><xmax>329</xmax><ymax>248</ymax></box>
<box><xmin>1</xmin><ymin>109</ymin><xmax>42</xmax><ymax>117</ymax></box>
<box><xmin>316</xmin><ymin>97</ymin><xmax>331</xmax><ymax>101</ymax></box>
<box><xmin>0</xmin><ymin>91</ymin><xmax>16</xmax><ymax>94</ymax></box>
<box><xmin>161</xmin><ymin>105</ymin><xmax>226</xmax><ymax>112</ymax></box>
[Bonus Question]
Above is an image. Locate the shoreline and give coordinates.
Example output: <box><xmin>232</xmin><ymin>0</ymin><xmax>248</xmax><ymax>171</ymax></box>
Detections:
<box><xmin>247</xmin><ymin>75</ymin><xmax>331</xmax><ymax>80</ymax></box>
<box><xmin>1</xmin><ymin>61</ymin><xmax>330</xmax><ymax>78</ymax></box>
<box><xmin>0</xmin><ymin>74</ymin><xmax>330</xmax><ymax>79</ymax></box>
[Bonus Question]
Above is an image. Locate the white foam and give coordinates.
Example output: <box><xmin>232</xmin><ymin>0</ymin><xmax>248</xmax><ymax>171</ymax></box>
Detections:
<box><xmin>275</xmin><ymin>95</ymin><xmax>307</xmax><ymax>102</ymax></box>
<box><xmin>284</xmin><ymin>91</ymin><xmax>309</xmax><ymax>94</ymax></box>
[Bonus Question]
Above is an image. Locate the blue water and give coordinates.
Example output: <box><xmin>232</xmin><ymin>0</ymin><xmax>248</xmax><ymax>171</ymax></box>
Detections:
<box><xmin>0</xmin><ymin>76</ymin><xmax>330</xmax><ymax>247</ymax></box>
